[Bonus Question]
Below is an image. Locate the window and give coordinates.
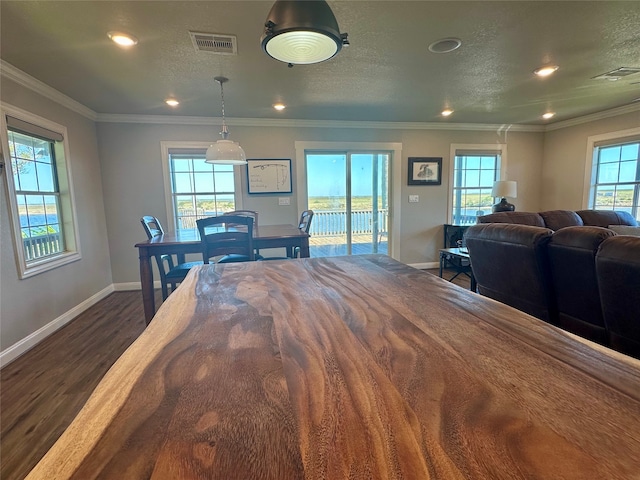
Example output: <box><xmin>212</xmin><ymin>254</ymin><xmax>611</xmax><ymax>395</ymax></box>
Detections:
<box><xmin>449</xmin><ymin>147</ymin><xmax>504</xmax><ymax>225</ymax></box>
<box><xmin>1</xmin><ymin>107</ymin><xmax>80</xmax><ymax>278</ymax></box>
<box><xmin>164</xmin><ymin>146</ymin><xmax>238</xmax><ymax>232</ymax></box>
<box><xmin>590</xmin><ymin>139</ymin><xmax>640</xmax><ymax>220</ymax></box>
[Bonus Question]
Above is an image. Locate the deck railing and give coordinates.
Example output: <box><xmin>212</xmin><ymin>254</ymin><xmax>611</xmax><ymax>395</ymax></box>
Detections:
<box><xmin>310</xmin><ymin>210</ymin><xmax>388</xmax><ymax>237</ymax></box>
<box><xmin>177</xmin><ymin>208</ymin><xmax>389</xmax><ymax>238</ymax></box>
<box><xmin>23</xmin><ymin>233</ymin><xmax>62</xmax><ymax>261</ymax></box>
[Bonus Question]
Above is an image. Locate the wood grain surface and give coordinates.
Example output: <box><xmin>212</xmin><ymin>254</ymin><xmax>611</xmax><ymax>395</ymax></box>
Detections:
<box><xmin>26</xmin><ymin>255</ymin><xmax>640</xmax><ymax>479</ymax></box>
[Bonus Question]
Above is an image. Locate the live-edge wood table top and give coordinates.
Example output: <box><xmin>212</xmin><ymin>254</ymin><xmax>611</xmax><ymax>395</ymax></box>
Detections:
<box><xmin>27</xmin><ymin>255</ymin><xmax>640</xmax><ymax>479</ymax></box>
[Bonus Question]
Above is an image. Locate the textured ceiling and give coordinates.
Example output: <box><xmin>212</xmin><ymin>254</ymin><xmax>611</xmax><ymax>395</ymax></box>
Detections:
<box><xmin>1</xmin><ymin>1</ymin><xmax>640</xmax><ymax>125</ymax></box>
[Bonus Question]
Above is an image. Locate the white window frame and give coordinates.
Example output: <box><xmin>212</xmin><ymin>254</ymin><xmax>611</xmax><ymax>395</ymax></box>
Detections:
<box><xmin>583</xmin><ymin>127</ymin><xmax>640</xmax><ymax>214</ymax></box>
<box><xmin>294</xmin><ymin>141</ymin><xmax>402</xmax><ymax>260</ymax></box>
<box><xmin>0</xmin><ymin>103</ymin><xmax>81</xmax><ymax>278</ymax></box>
<box><xmin>160</xmin><ymin>141</ymin><xmax>244</xmax><ymax>232</ymax></box>
<box><xmin>447</xmin><ymin>143</ymin><xmax>508</xmax><ymax>224</ymax></box>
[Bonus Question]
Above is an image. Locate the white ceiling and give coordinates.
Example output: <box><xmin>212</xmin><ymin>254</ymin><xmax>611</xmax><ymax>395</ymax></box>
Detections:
<box><xmin>1</xmin><ymin>1</ymin><xmax>640</xmax><ymax>126</ymax></box>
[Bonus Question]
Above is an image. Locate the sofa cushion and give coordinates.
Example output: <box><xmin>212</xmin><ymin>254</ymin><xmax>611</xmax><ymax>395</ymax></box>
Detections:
<box><xmin>596</xmin><ymin>236</ymin><xmax>640</xmax><ymax>358</ymax></box>
<box><xmin>539</xmin><ymin>210</ymin><xmax>584</xmax><ymax>231</ymax></box>
<box><xmin>607</xmin><ymin>225</ymin><xmax>640</xmax><ymax>236</ymax></box>
<box><xmin>465</xmin><ymin>223</ymin><xmax>556</xmax><ymax>323</ymax></box>
<box><xmin>547</xmin><ymin>226</ymin><xmax>616</xmax><ymax>344</ymax></box>
<box><xmin>476</xmin><ymin>211</ymin><xmax>546</xmax><ymax>227</ymax></box>
<box><xmin>576</xmin><ymin>209</ymin><xmax>638</xmax><ymax>227</ymax></box>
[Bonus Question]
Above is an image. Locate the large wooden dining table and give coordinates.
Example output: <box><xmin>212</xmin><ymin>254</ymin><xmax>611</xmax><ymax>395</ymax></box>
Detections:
<box><xmin>27</xmin><ymin>255</ymin><xmax>640</xmax><ymax>479</ymax></box>
<box><xmin>135</xmin><ymin>223</ymin><xmax>310</xmax><ymax>323</ymax></box>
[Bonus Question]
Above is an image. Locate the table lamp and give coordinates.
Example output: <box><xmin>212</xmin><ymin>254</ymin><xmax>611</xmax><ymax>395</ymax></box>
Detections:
<box><xmin>492</xmin><ymin>180</ymin><xmax>517</xmax><ymax>212</ymax></box>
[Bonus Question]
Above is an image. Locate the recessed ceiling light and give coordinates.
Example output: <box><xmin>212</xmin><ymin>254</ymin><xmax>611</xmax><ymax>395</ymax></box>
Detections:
<box><xmin>441</xmin><ymin>109</ymin><xmax>454</xmax><ymax>117</ymax></box>
<box><xmin>273</xmin><ymin>103</ymin><xmax>286</xmax><ymax>111</ymax></box>
<box><xmin>165</xmin><ymin>99</ymin><xmax>180</xmax><ymax>107</ymax></box>
<box><xmin>534</xmin><ymin>65</ymin><xmax>559</xmax><ymax>77</ymax></box>
<box><xmin>428</xmin><ymin>38</ymin><xmax>462</xmax><ymax>54</ymax></box>
<box><xmin>542</xmin><ymin>112</ymin><xmax>555</xmax><ymax>119</ymax></box>
<box><xmin>107</xmin><ymin>31</ymin><xmax>138</xmax><ymax>47</ymax></box>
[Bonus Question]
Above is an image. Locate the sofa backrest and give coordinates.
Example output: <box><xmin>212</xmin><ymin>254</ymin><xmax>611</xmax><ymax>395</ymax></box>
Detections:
<box><xmin>538</xmin><ymin>210</ymin><xmax>584</xmax><ymax>231</ymax></box>
<box><xmin>476</xmin><ymin>211</ymin><xmax>545</xmax><ymax>227</ymax></box>
<box><xmin>465</xmin><ymin>223</ymin><xmax>556</xmax><ymax>323</ymax></box>
<box><xmin>547</xmin><ymin>226</ymin><xmax>616</xmax><ymax>344</ymax></box>
<box><xmin>596</xmin><ymin>235</ymin><xmax>640</xmax><ymax>359</ymax></box>
<box><xmin>576</xmin><ymin>209</ymin><xmax>638</xmax><ymax>227</ymax></box>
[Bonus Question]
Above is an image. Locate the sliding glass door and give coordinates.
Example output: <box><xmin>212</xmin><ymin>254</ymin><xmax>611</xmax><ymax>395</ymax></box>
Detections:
<box><xmin>306</xmin><ymin>152</ymin><xmax>389</xmax><ymax>257</ymax></box>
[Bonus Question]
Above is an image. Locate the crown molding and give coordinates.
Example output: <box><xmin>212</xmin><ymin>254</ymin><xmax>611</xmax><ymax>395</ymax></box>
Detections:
<box><xmin>96</xmin><ymin>113</ymin><xmax>546</xmax><ymax>132</ymax></box>
<box><xmin>3</xmin><ymin>60</ymin><xmax>636</xmax><ymax>133</ymax></box>
<box><xmin>0</xmin><ymin>60</ymin><xmax>97</xmax><ymax>121</ymax></box>
<box><xmin>545</xmin><ymin>103</ymin><xmax>640</xmax><ymax>131</ymax></box>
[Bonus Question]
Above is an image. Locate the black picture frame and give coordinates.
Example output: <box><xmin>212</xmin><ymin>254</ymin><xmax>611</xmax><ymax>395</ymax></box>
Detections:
<box><xmin>246</xmin><ymin>158</ymin><xmax>292</xmax><ymax>194</ymax></box>
<box><xmin>408</xmin><ymin>157</ymin><xmax>442</xmax><ymax>185</ymax></box>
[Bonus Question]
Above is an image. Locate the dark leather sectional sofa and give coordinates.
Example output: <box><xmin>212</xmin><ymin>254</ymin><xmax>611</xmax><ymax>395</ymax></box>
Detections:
<box><xmin>464</xmin><ymin>210</ymin><xmax>640</xmax><ymax>358</ymax></box>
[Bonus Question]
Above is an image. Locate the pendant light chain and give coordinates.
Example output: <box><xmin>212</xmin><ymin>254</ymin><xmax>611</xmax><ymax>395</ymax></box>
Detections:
<box><xmin>215</xmin><ymin>76</ymin><xmax>230</xmax><ymax>139</ymax></box>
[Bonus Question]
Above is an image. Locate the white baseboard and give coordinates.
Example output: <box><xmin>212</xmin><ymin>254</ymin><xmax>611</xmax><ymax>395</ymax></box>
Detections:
<box><xmin>0</xmin><ymin>284</ymin><xmax>115</xmax><ymax>368</ymax></box>
<box><xmin>113</xmin><ymin>280</ymin><xmax>160</xmax><ymax>291</ymax></box>
<box><xmin>409</xmin><ymin>261</ymin><xmax>440</xmax><ymax>270</ymax></box>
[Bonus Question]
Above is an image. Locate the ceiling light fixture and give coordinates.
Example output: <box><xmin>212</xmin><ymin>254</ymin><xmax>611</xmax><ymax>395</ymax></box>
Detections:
<box><xmin>107</xmin><ymin>31</ymin><xmax>138</xmax><ymax>47</ymax></box>
<box><xmin>542</xmin><ymin>112</ymin><xmax>555</xmax><ymax>119</ymax></box>
<box><xmin>165</xmin><ymin>99</ymin><xmax>180</xmax><ymax>107</ymax></box>
<box><xmin>428</xmin><ymin>38</ymin><xmax>462</xmax><ymax>54</ymax></box>
<box><xmin>205</xmin><ymin>77</ymin><xmax>246</xmax><ymax>165</ymax></box>
<box><xmin>273</xmin><ymin>103</ymin><xmax>286</xmax><ymax>111</ymax></box>
<box><xmin>534</xmin><ymin>65</ymin><xmax>559</xmax><ymax>77</ymax></box>
<box><xmin>441</xmin><ymin>109</ymin><xmax>454</xmax><ymax>117</ymax></box>
<box><xmin>260</xmin><ymin>0</ymin><xmax>349</xmax><ymax>65</ymax></box>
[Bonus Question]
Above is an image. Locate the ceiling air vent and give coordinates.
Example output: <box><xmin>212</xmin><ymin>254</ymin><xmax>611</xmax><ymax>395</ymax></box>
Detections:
<box><xmin>189</xmin><ymin>32</ymin><xmax>237</xmax><ymax>55</ymax></box>
<box><xmin>592</xmin><ymin>67</ymin><xmax>640</xmax><ymax>81</ymax></box>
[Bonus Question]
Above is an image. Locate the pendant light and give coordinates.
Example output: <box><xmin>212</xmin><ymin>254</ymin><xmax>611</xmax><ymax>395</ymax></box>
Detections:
<box><xmin>261</xmin><ymin>0</ymin><xmax>349</xmax><ymax>65</ymax></box>
<box><xmin>205</xmin><ymin>76</ymin><xmax>247</xmax><ymax>165</ymax></box>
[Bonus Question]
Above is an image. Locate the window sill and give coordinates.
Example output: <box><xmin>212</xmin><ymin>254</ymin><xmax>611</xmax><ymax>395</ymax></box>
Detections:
<box><xmin>20</xmin><ymin>251</ymin><xmax>82</xmax><ymax>279</ymax></box>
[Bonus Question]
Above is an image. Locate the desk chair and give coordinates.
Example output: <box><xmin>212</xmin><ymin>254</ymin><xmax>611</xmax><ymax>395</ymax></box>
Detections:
<box><xmin>196</xmin><ymin>215</ymin><xmax>255</xmax><ymax>264</ymax></box>
<box><xmin>140</xmin><ymin>216</ymin><xmax>202</xmax><ymax>300</ymax></box>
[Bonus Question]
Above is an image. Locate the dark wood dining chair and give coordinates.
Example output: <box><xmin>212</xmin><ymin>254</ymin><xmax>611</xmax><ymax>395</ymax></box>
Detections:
<box><xmin>196</xmin><ymin>214</ymin><xmax>255</xmax><ymax>264</ymax></box>
<box><xmin>222</xmin><ymin>210</ymin><xmax>263</xmax><ymax>260</ymax></box>
<box><xmin>293</xmin><ymin>209</ymin><xmax>314</xmax><ymax>257</ymax></box>
<box><xmin>258</xmin><ymin>210</ymin><xmax>314</xmax><ymax>260</ymax></box>
<box><xmin>140</xmin><ymin>215</ymin><xmax>202</xmax><ymax>300</ymax></box>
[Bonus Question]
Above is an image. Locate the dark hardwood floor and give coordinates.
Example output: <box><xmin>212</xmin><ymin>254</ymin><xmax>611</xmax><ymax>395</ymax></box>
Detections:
<box><xmin>0</xmin><ymin>290</ymin><xmax>155</xmax><ymax>480</ymax></box>
<box><xmin>0</xmin><ymin>268</ymin><xmax>467</xmax><ymax>479</ymax></box>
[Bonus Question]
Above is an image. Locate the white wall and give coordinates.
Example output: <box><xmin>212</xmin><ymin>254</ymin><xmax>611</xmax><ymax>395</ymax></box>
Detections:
<box><xmin>0</xmin><ymin>78</ymin><xmax>112</xmax><ymax>353</ymax></box>
<box><xmin>541</xmin><ymin>110</ymin><xmax>640</xmax><ymax>211</ymax></box>
<box><xmin>97</xmin><ymin>121</ymin><xmax>545</xmax><ymax>282</ymax></box>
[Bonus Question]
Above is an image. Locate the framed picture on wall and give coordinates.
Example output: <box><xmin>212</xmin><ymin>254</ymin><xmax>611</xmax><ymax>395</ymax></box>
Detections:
<box><xmin>247</xmin><ymin>158</ymin><xmax>292</xmax><ymax>194</ymax></box>
<box><xmin>408</xmin><ymin>157</ymin><xmax>442</xmax><ymax>185</ymax></box>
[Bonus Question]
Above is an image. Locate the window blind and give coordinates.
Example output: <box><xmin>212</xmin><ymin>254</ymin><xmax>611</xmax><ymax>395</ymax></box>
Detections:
<box><xmin>6</xmin><ymin>116</ymin><xmax>64</xmax><ymax>142</ymax></box>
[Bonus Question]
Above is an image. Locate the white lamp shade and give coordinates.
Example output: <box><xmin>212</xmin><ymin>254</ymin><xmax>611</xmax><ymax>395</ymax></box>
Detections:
<box><xmin>492</xmin><ymin>180</ymin><xmax>517</xmax><ymax>198</ymax></box>
<box><xmin>205</xmin><ymin>140</ymin><xmax>247</xmax><ymax>165</ymax></box>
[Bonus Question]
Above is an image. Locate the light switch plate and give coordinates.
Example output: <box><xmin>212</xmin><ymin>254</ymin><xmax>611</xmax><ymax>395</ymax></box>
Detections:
<box><xmin>278</xmin><ymin>197</ymin><xmax>291</xmax><ymax>206</ymax></box>
<box><xmin>409</xmin><ymin>195</ymin><xmax>419</xmax><ymax>203</ymax></box>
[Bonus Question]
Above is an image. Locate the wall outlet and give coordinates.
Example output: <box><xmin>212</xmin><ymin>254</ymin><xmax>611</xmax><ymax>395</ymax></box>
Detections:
<box><xmin>409</xmin><ymin>195</ymin><xmax>419</xmax><ymax>203</ymax></box>
<box><xmin>278</xmin><ymin>197</ymin><xmax>291</xmax><ymax>206</ymax></box>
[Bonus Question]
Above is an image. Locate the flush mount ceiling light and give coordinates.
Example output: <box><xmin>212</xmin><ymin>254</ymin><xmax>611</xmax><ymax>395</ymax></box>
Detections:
<box><xmin>542</xmin><ymin>112</ymin><xmax>555</xmax><ymax>119</ymax></box>
<box><xmin>260</xmin><ymin>0</ymin><xmax>349</xmax><ymax>65</ymax></box>
<box><xmin>428</xmin><ymin>38</ymin><xmax>462</xmax><ymax>54</ymax></box>
<box><xmin>441</xmin><ymin>108</ymin><xmax>454</xmax><ymax>117</ymax></box>
<box><xmin>534</xmin><ymin>65</ymin><xmax>559</xmax><ymax>77</ymax></box>
<box><xmin>165</xmin><ymin>98</ymin><xmax>180</xmax><ymax>107</ymax></box>
<box><xmin>205</xmin><ymin>77</ymin><xmax>247</xmax><ymax>165</ymax></box>
<box><xmin>273</xmin><ymin>103</ymin><xmax>286</xmax><ymax>111</ymax></box>
<box><xmin>107</xmin><ymin>31</ymin><xmax>138</xmax><ymax>47</ymax></box>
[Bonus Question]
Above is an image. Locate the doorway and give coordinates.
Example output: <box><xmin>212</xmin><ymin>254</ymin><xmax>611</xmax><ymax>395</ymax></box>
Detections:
<box><xmin>305</xmin><ymin>152</ymin><xmax>390</xmax><ymax>257</ymax></box>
